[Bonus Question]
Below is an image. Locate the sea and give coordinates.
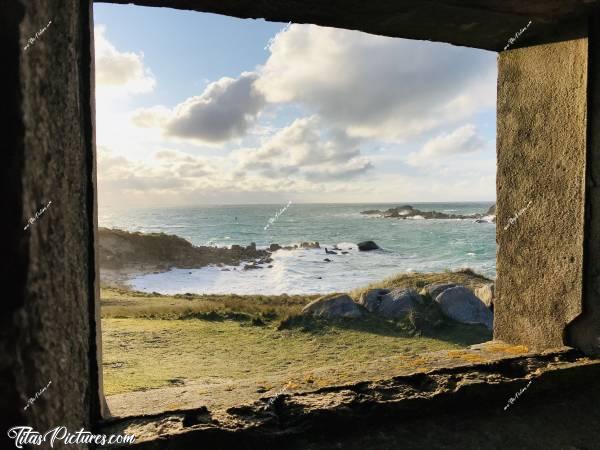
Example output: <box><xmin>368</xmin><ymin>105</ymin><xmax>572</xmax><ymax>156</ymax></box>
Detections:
<box><xmin>99</xmin><ymin>202</ymin><xmax>496</xmax><ymax>295</ymax></box>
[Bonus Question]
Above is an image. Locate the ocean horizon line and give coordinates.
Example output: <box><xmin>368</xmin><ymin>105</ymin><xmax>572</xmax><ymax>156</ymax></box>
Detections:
<box><xmin>100</xmin><ymin>200</ymin><xmax>497</xmax><ymax>210</ymax></box>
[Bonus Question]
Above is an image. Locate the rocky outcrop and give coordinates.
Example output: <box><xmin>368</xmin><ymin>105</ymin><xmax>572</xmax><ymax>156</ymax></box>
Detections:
<box><xmin>301</xmin><ymin>294</ymin><xmax>366</xmax><ymax>319</ymax></box>
<box><xmin>357</xmin><ymin>241</ymin><xmax>380</xmax><ymax>251</ymax></box>
<box><xmin>420</xmin><ymin>283</ymin><xmax>459</xmax><ymax>299</ymax></box>
<box><xmin>377</xmin><ymin>288</ymin><xmax>422</xmax><ymax>319</ymax></box>
<box><xmin>98</xmin><ymin>228</ymin><xmax>268</xmax><ymax>273</ymax></box>
<box><xmin>300</xmin><ymin>242</ymin><xmax>320</xmax><ymax>249</ymax></box>
<box><xmin>435</xmin><ymin>286</ymin><xmax>493</xmax><ymax>329</ymax></box>
<box><xmin>486</xmin><ymin>204</ymin><xmax>496</xmax><ymax>215</ymax></box>
<box><xmin>358</xmin><ymin>289</ymin><xmax>389</xmax><ymax>312</ymax></box>
<box><xmin>361</xmin><ymin>205</ymin><xmax>492</xmax><ymax>221</ymax></box>
<box><xmin>271</xmin><ymin>242</ymin><xmax>320</xmax><ymax>251</ymax></box>
<box><xmin>358</xmin><ymin>288</ymin><xmax>422</xmax><ymax>319</ymax></box>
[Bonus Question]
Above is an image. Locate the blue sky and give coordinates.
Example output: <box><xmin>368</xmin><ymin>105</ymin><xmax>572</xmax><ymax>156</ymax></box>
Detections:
<box><xmin>94</xmin><ymin>4</ymin><xmax>497</xmax><ymax>207</ymax></box>
<box><xmin>94</xmin><ymin>5</ymin><xmax>282</xmax><ymax>105</ymax></box>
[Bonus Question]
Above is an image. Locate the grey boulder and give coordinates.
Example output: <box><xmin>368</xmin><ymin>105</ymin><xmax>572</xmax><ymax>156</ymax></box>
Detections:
<box><xmin>359</xmin><ymin>288</ymin><xmax>421</xmax><ymax>319</ymax></box>
<box><xmin>435</xmin><ymin>286</ymin><xmax>493</xmax><ymax>329</ymax></box>
<box><xmin>358</xmin><ymin>288</ymin><xmax>390</xmax><ymax>313</ymax></box>
<box><xmin>301</xmin><ymin>294</ymin><xmax>366</xmax><ymax>319</ymax></box>
<box><xmin>378</xmin><ymin>288</ymin><xmax>422</xmax><ymax>319</ymax></box>
<box><xmin>420</xmin><ymin>283</ymin><xmax>459</xmax><ymax>299</ymax></box>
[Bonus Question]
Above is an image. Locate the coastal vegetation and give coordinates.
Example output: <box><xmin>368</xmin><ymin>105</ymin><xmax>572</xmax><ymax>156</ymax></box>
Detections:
<box><xmin>101</xmin><ymin>269</ymin><xmax>493</xmax><ymax>412</ymax></box>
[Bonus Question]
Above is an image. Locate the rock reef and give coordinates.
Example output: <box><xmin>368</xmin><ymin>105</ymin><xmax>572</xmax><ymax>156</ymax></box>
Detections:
<box><xmin>361</xmin><ymin>204</ymin><xmax>496</xmax><ymax>222</ymax></box>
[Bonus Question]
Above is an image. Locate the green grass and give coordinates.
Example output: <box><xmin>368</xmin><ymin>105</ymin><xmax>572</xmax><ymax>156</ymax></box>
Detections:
<box><xmin>102</xmin><ymin>316</ymin><xmax>490</xmax><ymax>396</ymax></box>
<box><xmin>101</xmin><ymin>287</ymin><xmax>319</xmax><ymax>321</ymax></box>
<box><xmin>101</xmin><ymin>270</ymin><xmax>493</xmax><ymax>407</ymax></box>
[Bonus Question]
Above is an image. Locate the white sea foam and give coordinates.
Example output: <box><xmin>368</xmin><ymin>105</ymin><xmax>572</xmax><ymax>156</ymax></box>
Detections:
<box><xmin>103</xmin><ymin>202</ymin><xmax>496</xmax><ymax>294</ymax></box>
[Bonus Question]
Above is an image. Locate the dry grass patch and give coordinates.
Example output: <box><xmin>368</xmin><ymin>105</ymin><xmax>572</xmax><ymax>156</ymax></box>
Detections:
<box><xmin>349</xmin><ymin>268</ymin><xmax>492</xmax><ymax>301</ymax></box>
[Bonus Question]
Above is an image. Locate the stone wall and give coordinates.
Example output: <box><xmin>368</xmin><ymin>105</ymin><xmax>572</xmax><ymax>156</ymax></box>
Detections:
<box><xmin>1</xmin><ymin>2</ymin><xmax>599</xmax><ymax>449</ymax></box>
<box><xmin>96</xmin><ymin>0</ymin><xmax>595</xmax><ymax>51</ymax></box>
<box><xmin>495</xmin><ymin>31</ymin><xmax>588</xmax><ymax>350</ymax></box>
<box><xmin>0</xmin><ymin>1</ymin><xmax>100</xmax><ymax>448</ymax></box>
<box><xmin>568</xmin><ymin>13</ymin><xmax>600</xmax><ymax>356</ymax></box>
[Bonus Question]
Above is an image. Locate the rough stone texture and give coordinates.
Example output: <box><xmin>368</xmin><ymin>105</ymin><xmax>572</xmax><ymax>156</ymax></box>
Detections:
<box><xmin>3</xmin><ymin>2</ymin><xmax>600</xmax><ymax>449</ymax></box>
<box><xmin>357</xmin><ymin>240</ymin><xmax>380</xmax><ymax>251</ymax></box>
<box><xmin>377</xmin><ymin>288</ymin><xmax>422</xmax><ymax>320</ymax></box>
<box><xmin>0</xmin><ymin>0</ymin><xmax>101</xmax><ymax>447</ymax></box>
<box><xmin>496</xmin><ymin>33</ymin><xmax>588</xmax><ymax>350</ymax></box>
<box><xmin>420</xmin><ymin>282</ymin><xmax>459</xmax><ymax>299</ymax></box>
<box><xmin>568</xmin><ymin>13</ymin><xmax>600</xmax><ymax>357</ymax></box>
<box><xmin>301</xmin><ymin>294</ymin><xmax>366</xmax><ymax>319</ymax></box>
<box><xmin>358</xmin><ymin>288</ymin><xmax>389</xmax><ymax>312</ymax></box>
<box><xmin>100</xmin><ymin>350</ymin><xmax>600</xmax><ymax>449</ymax></box>
<box><xmin>435</xmin><ymin>286</ymin><xmax>493</xmax><ymax>329</ymax></box>
<box><xmin>474</xmin><ymin>283</ymin><xmax>495</xmax><ymax>309</ymax></box>
<box><xmin>95</xmin><ymin>0</ymin><xmax>598</xmax><ymax>52</ymax></box>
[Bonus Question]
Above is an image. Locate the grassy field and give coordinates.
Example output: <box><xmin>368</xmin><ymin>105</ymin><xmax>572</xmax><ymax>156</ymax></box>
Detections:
<box><xmin>101</xmin><ymin>270</ymin><xmax>493</xmax><ymax>411</ymax></box>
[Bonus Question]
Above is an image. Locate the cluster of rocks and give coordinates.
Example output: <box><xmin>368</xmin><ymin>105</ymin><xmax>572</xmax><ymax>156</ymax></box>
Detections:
<box><xmin>268</xmin><ymin>242</ymin><xmax>320</xmax><ymax>252</ymax></box>
<box><xmin>241</xmin><ymin>240</ymin><xmax>379</xmax><ymax>269</ymax></box>
<box><xmin>301</xmin><ymin>282</ymin><xmax>495</xmax><ymax>330</ymax></box>
<box><xmin>237</xmin><ymin>242</ymin><xmax>321</xmax><ymax>270</ymax></box>
<box><xmin>361</xmin><ymin>204</ymin><xmax>496</xmax><ymax>223</ymax></box>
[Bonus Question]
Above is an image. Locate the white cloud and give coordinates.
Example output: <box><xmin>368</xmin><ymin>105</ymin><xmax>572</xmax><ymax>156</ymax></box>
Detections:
<box><xmin>256</xmin><ymin>24</ymin><xmax>496</xmax><ymax>142</ymax></box>
<box><xmin>94</xmin><ymin>25</ymin><xmax>155</xmax><ymax>93</ymax></box>
<box><xmin>407</xmin><ymin>124</ymin><xmax>486</xmax><ymax>166</ymax></box>
<box><xmin>235</xmin><ymin>115</ymin><xmax>372</xmax><ymax>181</ymax></box>
<box><xmin>132</xmin><ymin>72</ymin><xmax>265</xmax><ymax>143</ymax></box>
<box><xmin>95</xmin><ymin>22</ymin><xmax>497</xmax><ymax>206</ymax></box>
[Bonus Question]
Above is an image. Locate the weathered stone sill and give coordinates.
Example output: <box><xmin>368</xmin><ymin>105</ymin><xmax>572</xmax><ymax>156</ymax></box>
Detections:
<box><xmin>98</xmin><ymin>348</ymin><xmax>600</xmax><ymax>449</ymax></box>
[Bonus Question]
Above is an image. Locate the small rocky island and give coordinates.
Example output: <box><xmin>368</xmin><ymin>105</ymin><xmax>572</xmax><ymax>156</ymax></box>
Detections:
<box><xmin>361</xmin><ymin>204</ymin><xmax>496</xmax><ymax>222</ymax></box>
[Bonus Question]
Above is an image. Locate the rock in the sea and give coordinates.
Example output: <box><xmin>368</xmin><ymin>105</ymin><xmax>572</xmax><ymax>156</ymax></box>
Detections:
<box><xmin>357</xmin><ymin>241</ymin><xmax>380</xmax><ymax>251</ymax></box>
<box><xmin>301</xmin><ymin>241</ymin><xmax>320</xmax><ymax>249</ymax></box>
<box><xmin>486</xmin><ymin>204</ymin><xmax>496</xmax><ymax>215</ymax></box>
<box><xmin>301</xmin><ymin>294</ymin><xmax>366</xmax><ymax>319</ymax></box>
<box><xmin>257</xmin><ymin>257</ymin><xmax>273</xmax><ymax>264</ymax></box>
<box><xmin>323</xmin><ymin>258</ymin><xmax>332</xmax><ymax>262</ymax></box>
<box><xmin>435</xmin><ymin>286</ymin><xmax>493</xmax><ymax>329</ymax></box>
<box><xmin>475</xmin><ymin>283</ymin><xmax>495</xmax><ymax>310</ymax></box>
<box><xmin>269</xmin><ymin>243</ymin><xmax>282</xmax><ymax>251</ymax></box>
<box><xmin>358</xmin><ymin>288</ymin><xmax>390</xmax><ymax>313</ymax></box>
<box><xmin>377</xmin><ymin>288</ymin><xmax>422</xmax><ymax>319</ymax></box>
<box><xmin>420</xmin><ymin>283</ymin><xmax>459</xmax><ymax>299</ymax></box>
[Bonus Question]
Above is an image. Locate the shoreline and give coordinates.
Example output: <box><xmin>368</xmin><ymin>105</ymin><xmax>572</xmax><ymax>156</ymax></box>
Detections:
<box><xmin>98</xmin><ymin>225</ymin><xmax>496</xmax><ymax>293</ymax></box>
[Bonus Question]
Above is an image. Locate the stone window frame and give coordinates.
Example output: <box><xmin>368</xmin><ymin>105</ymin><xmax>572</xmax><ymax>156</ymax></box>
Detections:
<box><xmin>85</xmin><ymin>0</ymin><xmax>600</xmax><ymax>431</ymax></box>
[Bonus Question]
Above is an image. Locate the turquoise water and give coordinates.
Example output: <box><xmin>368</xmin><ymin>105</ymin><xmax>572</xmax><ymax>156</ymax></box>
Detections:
<box><xmin>99</xmin><ymin>202</ymin><xmax>496</xmax><ymax>294</ymax></box>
